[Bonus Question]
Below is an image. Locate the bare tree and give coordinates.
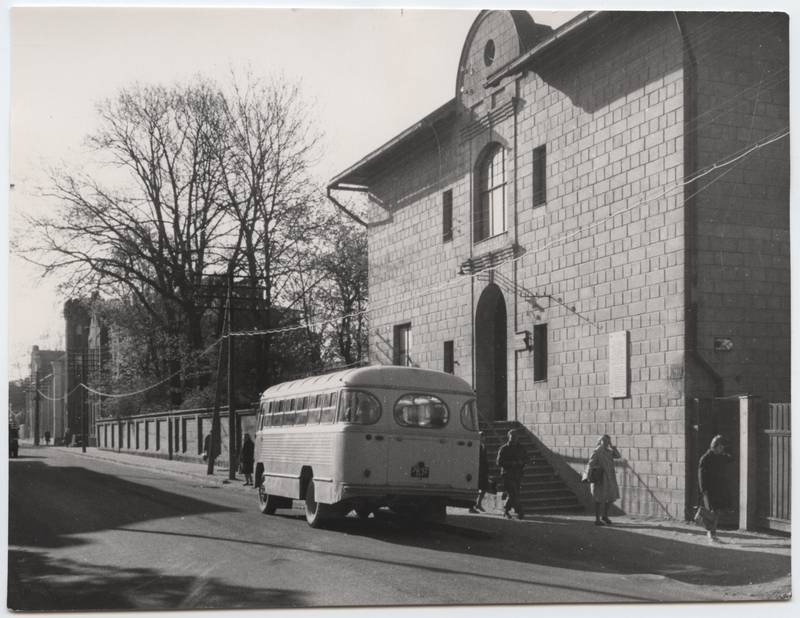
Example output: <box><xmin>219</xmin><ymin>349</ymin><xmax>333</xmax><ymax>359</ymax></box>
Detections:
<box><xmin>219</xmin><ymin>74</ymin><xmax>328</xmax><ymax>386</ymax></box>
<box><xmin>22</xmin><ymin>80</ymin><xmax>235</xmax><ymax>402</ymax></box>
<box><xmin>20</xmin><ymin>73</ymin><xmax>365</xmax><ymax>408</ymax></box>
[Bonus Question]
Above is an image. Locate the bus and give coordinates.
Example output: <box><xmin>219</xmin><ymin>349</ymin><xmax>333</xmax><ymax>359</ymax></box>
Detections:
<box><xmin>254</xmin><ymin>365</ymin><xmax>481</xmax><ymax>527</ymax></box>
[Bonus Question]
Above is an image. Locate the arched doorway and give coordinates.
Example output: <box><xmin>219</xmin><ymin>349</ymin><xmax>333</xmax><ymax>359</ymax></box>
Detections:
<box><xmin>475</xmin><ymin>284</ymin><xmax>507</xmax><ymax>422</ymax></box>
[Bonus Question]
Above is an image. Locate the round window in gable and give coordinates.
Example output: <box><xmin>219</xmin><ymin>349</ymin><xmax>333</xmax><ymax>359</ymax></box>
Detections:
<box><xmin>483</xmin><ymin>39</ymin><xmax>496</xmax><ymax>67</ymax></box>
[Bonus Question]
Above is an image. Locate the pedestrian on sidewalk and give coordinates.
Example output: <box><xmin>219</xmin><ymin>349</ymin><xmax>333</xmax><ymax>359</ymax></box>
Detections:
<box><xmin>470</xmin><ymin>432</ymin><xmax>489</xmax><ymax>513</ymax></box>
<box><xmin>44</xmin><ymin>431</ymin><xmax>51</xmax><ymax>446</ymax></box>
<box><xmin>587</xmin><ymin>434</ymin><xmax>621</xmax><ymax>526</ymax></box>
<box><xmin>240</xmin><ymin>433</ymin><xmax>255</xmax><ymax>486</ymax></box>
<box><xmin>698</xmin><ymin>434</ymin><xmax>733</xmax><ymax>544</ymax></box>
<box><xmin>203</xmin><ymin>433</ymin><xmax>220</xmax><ymax>464</ymax></box>
<box><xmin>496</xmin><ymin>429</ymin><xmax>528</xmax><ymax>520</ymax></box>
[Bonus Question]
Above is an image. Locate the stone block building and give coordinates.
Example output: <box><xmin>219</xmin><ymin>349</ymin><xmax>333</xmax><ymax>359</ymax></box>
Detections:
<box><xmin>328</xmin><ymin>11</ymin><xmax>789</xmax><ymax>519</ymax></box>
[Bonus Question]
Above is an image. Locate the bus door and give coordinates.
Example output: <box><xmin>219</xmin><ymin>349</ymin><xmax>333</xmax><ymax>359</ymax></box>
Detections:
<box><xmin>387</xmin><ymin>393</ymin><xmax>466</xmax><ymax>488</ymax></box>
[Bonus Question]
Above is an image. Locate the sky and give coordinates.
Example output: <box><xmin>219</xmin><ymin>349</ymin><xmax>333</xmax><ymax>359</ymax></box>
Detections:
<box><xmin>3</xmin><ymin>1</ymin><xmax>583</xmax><ymax>381</ymax></box>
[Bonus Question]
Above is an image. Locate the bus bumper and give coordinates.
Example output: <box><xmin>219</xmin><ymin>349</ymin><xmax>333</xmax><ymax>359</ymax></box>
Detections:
<box><xmin>335</xmin><ymin>483</ymin><xmax>476</xmax><ymax>508</ymax></box>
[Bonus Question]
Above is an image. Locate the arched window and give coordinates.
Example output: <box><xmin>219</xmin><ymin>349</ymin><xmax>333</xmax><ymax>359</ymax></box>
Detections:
<box><xmin>475</xmin><ymin>144</ymin><xmax>506</xmax><ymax>242</ymax></box>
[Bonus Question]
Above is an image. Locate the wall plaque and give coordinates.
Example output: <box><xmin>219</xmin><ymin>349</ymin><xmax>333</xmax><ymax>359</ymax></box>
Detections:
<box><xmin>609</xmin><ymin>330</ymin><xmax>629</xmax><ymax>398</ymax></box>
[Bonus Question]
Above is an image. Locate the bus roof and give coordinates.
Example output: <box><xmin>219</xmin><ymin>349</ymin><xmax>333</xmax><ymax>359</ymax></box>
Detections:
<box><xmin>260</xmin><ymin>366</ymin><xmax>475</xmax><ymax>399</ymax></box>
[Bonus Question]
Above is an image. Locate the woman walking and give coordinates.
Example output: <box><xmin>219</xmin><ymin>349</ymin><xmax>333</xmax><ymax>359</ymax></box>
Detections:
<box><xmin>587</xmin><ymin>434</ymin><xmax>621</xmax><ymax>525</ymax></box>
<box><xmin>698</xmin><ymin>434</ymin><xmax>733</xmax><ymax>543</ymax></box>
<box><xmin>240</xmin><ymin>433</ymin><xmax>255</xmax><ymax>486</ymax></box>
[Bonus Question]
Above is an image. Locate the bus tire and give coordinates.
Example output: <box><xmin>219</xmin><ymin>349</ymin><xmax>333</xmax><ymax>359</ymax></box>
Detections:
<box><xmin>304</xmin><ymin>481</ymin><xmax>331</xmax><ymax>528</ymax></box>
<box><xmin>257</xmin><ymin>482</ymin><xmax>279</xmax><ymax>515</ymax></box>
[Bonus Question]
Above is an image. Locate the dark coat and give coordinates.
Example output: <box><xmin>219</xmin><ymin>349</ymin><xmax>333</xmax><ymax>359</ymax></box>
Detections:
<box><xmin>496</xmin><ymin>441</ymin><xmax>527</xmax><ymax>480</ymax></box>
<box><xmin>240</xmin><ymin>438</ymin><xmax>255</xmax><ymax>474</ymax></box>
<box><xmin>698</xmin><ymin>449</ymin><xmax>733</xmax><ymax>510</ymax></box>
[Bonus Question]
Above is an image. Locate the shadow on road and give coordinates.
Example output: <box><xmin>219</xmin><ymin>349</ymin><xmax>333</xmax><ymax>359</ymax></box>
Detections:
<box><xmin>9</xmin><ymin>460</ymin><xmax>237</xmax><ymax>549</ymax></box>
<box><xmin>317</xmin><ymin>511</ymin><xmax>790</xmax><ymax>590</ymax></box>
<box><xmin>7</xmin><ymin>549</ymin><xmax>306</xmax><ymax>611</ymax></box>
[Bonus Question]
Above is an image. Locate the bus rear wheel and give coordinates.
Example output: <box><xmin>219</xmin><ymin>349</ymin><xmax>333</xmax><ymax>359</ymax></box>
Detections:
<box><xmin>257</xmin><ymin>483</ymin><xmax>279</xmax><ymax>515</ymax></box>
<box><xmin>304</xmin><ymin>481</ymin><xmax>332</xmax><ymax>528</ymax></box>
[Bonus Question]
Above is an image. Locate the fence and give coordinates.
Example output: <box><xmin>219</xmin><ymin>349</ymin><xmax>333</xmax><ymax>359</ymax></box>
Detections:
<box><xmin>95</xmin><ymin>406</ymin><xmax>257</xmax><ymax>467</ymax></box>
<box><xmin>756</xmin><ymin>403</ymin><xmax>791</xmax><ymax>533</ymax></box>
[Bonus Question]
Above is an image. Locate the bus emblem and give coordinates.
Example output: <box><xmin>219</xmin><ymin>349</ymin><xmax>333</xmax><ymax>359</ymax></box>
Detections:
<box><xmin>410</xmin><ymin>461</ymin><xmax>430</xmax><ymax>478</ymax></box>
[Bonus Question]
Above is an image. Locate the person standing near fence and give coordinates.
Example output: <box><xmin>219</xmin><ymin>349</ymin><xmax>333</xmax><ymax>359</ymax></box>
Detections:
<box><xmin>240</xmin><ymin>433</ymin><xmax>255</xmax><ymax>486</ymax></box>
<box><xmin>698</xmin><ymin>434</ymin><xmax>733</xmax><ymax>544</ymax></box>
<box><xmin>587</xmin><ymin>434</ymin><xmax>621</xmax><ymax>526</ymax></box>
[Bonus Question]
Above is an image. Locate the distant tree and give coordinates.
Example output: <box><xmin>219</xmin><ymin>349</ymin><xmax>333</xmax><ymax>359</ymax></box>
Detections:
<box><xmin>315</xmin><ymin>218</ymin><xmax>369</xmax><ymax>368</ymax></box>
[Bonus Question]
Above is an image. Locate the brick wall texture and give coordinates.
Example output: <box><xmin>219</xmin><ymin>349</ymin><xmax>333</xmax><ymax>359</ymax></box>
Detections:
<box><xmin>360</xmin><ymin>11</ymin><xmax>789</xmax><ymax>519</ymax></box>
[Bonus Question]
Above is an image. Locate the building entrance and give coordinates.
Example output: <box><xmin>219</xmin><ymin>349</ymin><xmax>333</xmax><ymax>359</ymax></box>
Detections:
<box><xmin>475</xmin><ymin>284</ymin><xmax>507</xmax><ymax>422</ymax></box>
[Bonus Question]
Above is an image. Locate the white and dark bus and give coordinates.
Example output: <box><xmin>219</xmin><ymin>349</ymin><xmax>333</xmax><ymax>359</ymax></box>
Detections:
<box><xmin>254</xmin><ymin>365</ymin><xmax>481</xmax><ymax>527</ymax></box>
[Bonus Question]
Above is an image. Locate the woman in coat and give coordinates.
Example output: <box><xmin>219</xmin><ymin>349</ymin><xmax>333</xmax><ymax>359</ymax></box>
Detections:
<box><xmin>587</xmin><ymin>434</ymin><xmax>621</xmax><ymax>525</ymax></box>
<box><xmin>240</xmin><ymin>433</ymin><xmax>255</xmax><ymax>486</ymax></box>
<box><xmin>698</xmin><ymin>434</ymin><xmax>733</xmax><ymax>543</ymax></box>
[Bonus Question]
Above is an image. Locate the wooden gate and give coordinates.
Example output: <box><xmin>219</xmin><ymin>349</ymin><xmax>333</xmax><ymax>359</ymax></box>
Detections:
<box><xmin>756</xmin><ymin>403</ymin><xmax>791</xmax><ymax>533</ymax></box>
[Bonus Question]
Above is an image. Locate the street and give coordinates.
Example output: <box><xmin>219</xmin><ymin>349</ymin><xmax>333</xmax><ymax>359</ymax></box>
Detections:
<box><xmin>7</xmin><ymin>444</ymin><xmax>791</xmax><ymax>611</ymax></box>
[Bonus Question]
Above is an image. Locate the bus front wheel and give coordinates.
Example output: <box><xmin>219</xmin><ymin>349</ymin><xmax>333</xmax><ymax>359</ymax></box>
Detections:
<box><xmin>304</xmin><ymin>481</ymin><xmax>332</xmax><ymax>528</ymax></box>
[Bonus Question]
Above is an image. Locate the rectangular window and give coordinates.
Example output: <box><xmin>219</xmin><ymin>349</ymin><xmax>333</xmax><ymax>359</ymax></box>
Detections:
<box><xmin>533</xmin><ymin>323</ymin><xmax>548</xmax><ymax>381</ymax></box>
<box><xmin>533</xmin><ymin>145</ymin><xmax>547</xmax><ymax>206</ymax></box>
<box><xmin>442</xmin><ymin>189</ymin><xmax>453</xmax><ymax>242</ymax></box>
<box><xmin>394</xmin><ymin>323</ymin><xmax>412</xmax><ymax>366</ymax></box>
<box><xmin>444</xmin><ymin>340</ymin><xmax>454</xmax><ymax>374</ymax></box>
<box><xmin>476</xmin><ymin>146</ymin><xmax>507</xmax><ymax>242</ymax></box>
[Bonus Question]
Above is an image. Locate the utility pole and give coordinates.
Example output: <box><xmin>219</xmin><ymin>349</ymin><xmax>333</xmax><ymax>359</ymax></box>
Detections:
<box><xmin>227</xmin><ymin>271</ymin><xmax>236</xmax><ymax>481</ymax></box>
<box><xmin>33</xmin><ymin>369</ymin><xmax>40</xmax><ymax>447</ymax></box>
<box><xmin>207</xmin><ymin>294</ymin><xmax>229</xmax><ymax>476</ymax></box>
<box><xmin>81</xmin><ymin>352</ymin><xmax>87</xmax><ymax>453</ymax></box>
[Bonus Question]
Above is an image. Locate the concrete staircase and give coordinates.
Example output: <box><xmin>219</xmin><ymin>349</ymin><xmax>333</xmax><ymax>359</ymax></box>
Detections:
<box><xmin>481</xmin><ymin>420</ymin><xmax>584</xmax><ymax>515</ymax></box>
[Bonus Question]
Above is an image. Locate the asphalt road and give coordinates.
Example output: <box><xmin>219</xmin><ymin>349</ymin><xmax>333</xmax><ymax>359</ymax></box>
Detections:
<box><xmin>7</xmin><ymin>445</ymin><xmax>792</xmax><ymax>611</ymax></box>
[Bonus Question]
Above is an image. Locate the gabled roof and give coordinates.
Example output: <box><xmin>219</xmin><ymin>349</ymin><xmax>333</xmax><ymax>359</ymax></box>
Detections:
<box><xmin>327</xmin><ymin>97</ymin><xmax>456</xmax><ymax>190</ymax></box>
<box><xmin>328</xmin><ymin>10</ymin><xmax>601</xmax><ymax>191</ymax></box>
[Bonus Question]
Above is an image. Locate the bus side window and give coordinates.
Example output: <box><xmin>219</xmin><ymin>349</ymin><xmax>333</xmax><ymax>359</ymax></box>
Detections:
<box><xmin>283</xmin><ymin>398</ymin><xmax>299</xmax><ymax>425</ymax></box>
<box><xmin>296</xmin><ymin>396</ymin><xmax>308</xmax><ymax>425</ymax></box>
<box><xmin>308</xmin><ymin>394</ymin><xmax>321</xmax><ymax>424</ymax></box>
<box><xmin>320</xmin><ymin>392</ymin><xmax>335</xmax><ymax>424</ymax></box>
<box><xmin>274</xmin><ymin>400</ymin><xmax>284</xmax><ymax>427</ymax></box>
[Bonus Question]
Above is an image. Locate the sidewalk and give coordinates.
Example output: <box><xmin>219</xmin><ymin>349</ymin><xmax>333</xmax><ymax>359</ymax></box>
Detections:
<box><xmin>45</xmin><ymin>443</ymin><xmax>245</xmax><ymax>488</ymax></box>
